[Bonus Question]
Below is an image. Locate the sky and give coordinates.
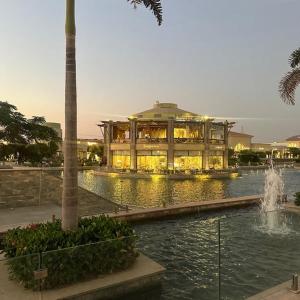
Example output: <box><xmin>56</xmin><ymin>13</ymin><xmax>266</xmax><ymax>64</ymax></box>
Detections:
<box><xmin>1</xmin><ymin>0</ymin><xmax>300</xmax><ymax>142</ymax></box>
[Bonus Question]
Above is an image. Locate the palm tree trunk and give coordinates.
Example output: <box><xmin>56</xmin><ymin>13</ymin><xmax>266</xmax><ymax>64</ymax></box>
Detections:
<box><xmin>62</xmin><ymin>0</ymin><xmax>78</xmax><ymax>231</ymax></box>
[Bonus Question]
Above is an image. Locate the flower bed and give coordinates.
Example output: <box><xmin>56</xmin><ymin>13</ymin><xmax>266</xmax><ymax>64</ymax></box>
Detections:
<box><xmin>1</xmin><ymin>216</ymin><xmax>138</xmax><ymax>290</ymax></box>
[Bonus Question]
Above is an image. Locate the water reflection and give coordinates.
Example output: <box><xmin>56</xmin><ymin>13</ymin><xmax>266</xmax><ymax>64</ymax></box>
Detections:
<box><xmin>77</xmin><ymin>169</ymin><xmax>300</xmax><ymax>208</ymax></box>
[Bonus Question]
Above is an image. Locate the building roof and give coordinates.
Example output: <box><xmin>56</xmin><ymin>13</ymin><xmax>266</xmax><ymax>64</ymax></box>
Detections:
<box><xmin>229</xmin><ymin>131</ymin><xmax>254</xmax><ymax>138</ymax></box>
<box><xmin>130</xmin><ymin>102</ymin><xmax>206</xmax><ymax>121</ymax></box>
<box><xmin>286</xmin><ymin>135</ymin><xmax>300</xmax><ymax>141</ymax></box>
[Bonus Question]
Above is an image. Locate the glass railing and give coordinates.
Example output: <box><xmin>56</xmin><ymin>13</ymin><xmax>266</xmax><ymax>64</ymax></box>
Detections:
<box><xmin>0</xmin><ymin>236</ymin><xmax>139</xmax><ymax>299</ymax></box>
<box><xmin>1</xmin><ymin>177</ymin><xmax>300</xmax><ymax>300</ymax></box>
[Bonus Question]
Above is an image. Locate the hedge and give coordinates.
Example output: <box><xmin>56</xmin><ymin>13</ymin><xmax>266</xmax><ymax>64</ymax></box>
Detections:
<box><xmin>1</xmin><ymin>216</ymin><xmax>138</xmax><ymax>290</ymax></box>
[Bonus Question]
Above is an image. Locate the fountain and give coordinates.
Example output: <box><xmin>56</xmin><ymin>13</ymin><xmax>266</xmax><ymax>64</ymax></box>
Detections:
<box><xmin>259</xmin><ymin>152</ymin><xmax>289</xmax><ymax>235</ymax></box>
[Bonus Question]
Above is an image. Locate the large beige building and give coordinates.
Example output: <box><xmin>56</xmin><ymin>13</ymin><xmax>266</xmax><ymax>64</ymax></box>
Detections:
<box><xmin>286</xmin><ymin>135</ymin><xmax>300</xmax><ymax>148</ymax></box>
<box><xmin>228</xmin><ymin>131</ymin><xmax>253</xmax><ymax>152</ymax></box>
<box><xmin>99</xmin><ymin>102</ymin><xmax>230</xmax><ymax>172</ymax></box>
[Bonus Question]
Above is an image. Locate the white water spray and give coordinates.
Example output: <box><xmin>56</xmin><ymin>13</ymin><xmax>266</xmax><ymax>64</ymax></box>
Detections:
<box><xmin>260</xmin><ymin>167</ymin><xmax>284</xmax><ymax>212</ymax></box>
<box><xmin>259</xmin><ymin>152</ymin><xmax>289</xmax><ymax>235</ymax></box>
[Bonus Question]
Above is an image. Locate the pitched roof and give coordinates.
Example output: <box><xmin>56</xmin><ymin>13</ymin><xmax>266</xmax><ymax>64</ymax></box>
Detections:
<box><xmin>286</xmin><ymin>135</ymin><xmax>300</xmax><ymax>141</ymax></box>
<box><xmin>130</xmin><ymin>102</ymin><xmax>205</xmax><ymax>121</ymax></box>
<box><xmin>229</xmin><ymin>131</ymin><xmax>254</xmax><ymax>138</ymax></box>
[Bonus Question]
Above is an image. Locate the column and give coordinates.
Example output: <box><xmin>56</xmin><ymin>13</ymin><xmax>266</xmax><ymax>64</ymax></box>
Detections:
<box><xmin>223</xmin><ymin>121</ymin><xmax>229</xmax><ymax>169</ymax></box>
<box><xmin>130</xmin><ymin>119</ymin><xmax>137</xmax><ymax>171</ymax></box>
<box><xmin>203</xmin><ymin>120</ymin><xmax>210</xmax><ymax>170</ymax></box>
<box><xmin>105</xmin><ymin>121</ymin><xmax>113</xmax><ymax>169</ymax></box>
<box><xmin>167</xmin><ymin>119</ymin><xmax>174</xmax><ymax>172</ymax></box>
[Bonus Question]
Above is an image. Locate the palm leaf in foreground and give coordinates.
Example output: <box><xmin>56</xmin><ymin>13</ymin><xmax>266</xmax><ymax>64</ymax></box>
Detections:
<box><xmin>279</xmin><ymin>68</ymin><xmax>300</xmax><ymax>105</ymax></box>
<box><xmin>128</xmin><ymin>0</ymin><xmax>163</xmax><ymax>25</ymax></box>
<box><xmin>289</xmin><ymin>48</ymin><xmax>300</xmax><ymax>68</ymax></box>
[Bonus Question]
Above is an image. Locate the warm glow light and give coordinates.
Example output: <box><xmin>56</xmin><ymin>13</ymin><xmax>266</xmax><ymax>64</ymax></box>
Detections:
<box><xmin>195</xmin><ymin>174</ymin><xmax>211</xmax><ymax>180</ymax></box>
<box><xmin>230</xmin><ymin>172</ymin><xmax>239</xmax><ymax>179</ymax></box>
<box><xmin>108</xmin><ymin>172</ymin><xmax>119</xmax><ymax>178</ymax></box>
<box><xmin>150</xmin><ymin>174</ymin><xmax>165</xmax><ymax>180</ymax></box>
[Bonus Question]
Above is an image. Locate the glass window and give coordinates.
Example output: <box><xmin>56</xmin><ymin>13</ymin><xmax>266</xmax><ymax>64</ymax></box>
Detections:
<box><xmin>174</xmin><ymin>156</ymin><xmax>202</xmax><ymax>170</ymax></box>
<box><xmin>174</xmin><ymin>151</ymin><xmax>189</xmax><ymax>156</ymax></box>
<box><xmin>174</xmin><ymin>123</ymin><xmax>204</xmax><ymax>139</ymax></box>
<box><xmin>137</xmin><ymin>156</ymin><xmax>167</xmax><ymax>171</ymax></box>
<box><xmin>210</xmin><ymin>124</ymin><xmax>224</xmax><ymax>140</ymax></box>
<box><xmin>152</xmin><ymin>150</ymin><xmax>167</xmax><ymax>156</ymax></box>
<box><xmin>137</xmin><ymin>151</ymin><xmax>152</xmax><ymax>156</ymax></box>
<box><xmin>208</xmin><ymin>156</ymin><xmax>223</xmax><ymax>169</ymax></box>
<box><xmin>112</xmin><ymin>153</ymin><xmax>130</xmax><ymax>169</ymax></box>
<box><xmin>188</xmin><ymin>151</ymin><xmax>202</xmax><ymax>156</ymax></box>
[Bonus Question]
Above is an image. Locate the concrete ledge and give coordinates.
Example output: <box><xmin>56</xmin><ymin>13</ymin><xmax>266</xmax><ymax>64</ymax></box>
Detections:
<box><xmin>94</xmin><ymin>170</ymin><xmax>238</xmax><ymax>179</ymax></box>
<box><xmin>284</xmin><ymin>203</ymin><xmax>300</xmax><ymax>214</ymax></box>
<box><xmin>247</xmin><ymin>279</ymin><xmax>299</xmax><ymax>300</ymax></box>
<box><xmin>0</xmin><ymin>196</ymin><xmax>262</xmax><ymax>234</ymax></box>
<box><xmin>0</xmin><ymin>253</ymin><xmax>165</xmax><ymax>300</ymax></box>
<box><xmin>108</xmin><ymin>195</ymin><xmax>262</xmax><ymax>222</ymax></box>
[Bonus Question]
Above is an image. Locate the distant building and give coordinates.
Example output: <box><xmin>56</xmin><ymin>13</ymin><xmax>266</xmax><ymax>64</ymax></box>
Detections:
<box><xmin>77</xmin><ymin>139</ymin><xmax>103</xmax><ymax>161</ymax></box>
<box><xmin>286</xmin><ymin>135</ymin><xmax>300</xmax><ymax>148</ymax></box>
<box><xmin>228</xmin><ymin>131</ymin><xmax>253</xmax><ymax>152</ymax></box>
<box><xmin>99</xmin><ymin>102</ymin><xmax>230</xmax><ymax>172</ymax></box>
<box><xmin>251</xmin><ymin>143</ymin><xmax>272</xmax><ymax>153</ymax></box>
<box><xmin>45</xmin><ymin>122</ymin><xmax>63</xmax><ymax>140</ymax></box>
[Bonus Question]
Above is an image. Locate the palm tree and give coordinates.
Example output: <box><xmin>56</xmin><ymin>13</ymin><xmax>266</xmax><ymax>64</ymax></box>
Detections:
<box><xmin>279</xmin><ymin>48</ymin><xmax>300</xmax><ymax>104</ymax></box>
<box><xmin>63</xmin><ymin>0</ymin><xmax>162</xmax><ymax>231</ymax></box>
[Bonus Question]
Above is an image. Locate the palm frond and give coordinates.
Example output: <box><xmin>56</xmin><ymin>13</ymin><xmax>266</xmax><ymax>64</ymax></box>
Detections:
<box><xmin>289</xmin><ymin>48</ymin><xmax>300</xmax><ymax>68</ymax></box>
<box><xmin>128</xmin><ymin>0</ymin><xmax>163</xmax><ymax>25</ymax></box>
<box><xmin>279</xmin><ymin>68</ymin><xmax>300</xmax><ymax>105</ymax></box>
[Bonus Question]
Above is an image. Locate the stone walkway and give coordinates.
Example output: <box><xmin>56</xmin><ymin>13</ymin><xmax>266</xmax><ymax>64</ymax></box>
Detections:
<box><xmin>247</xmin><ymin>280</ymin><xmax>300</xmax><ymax>299</ymax></box>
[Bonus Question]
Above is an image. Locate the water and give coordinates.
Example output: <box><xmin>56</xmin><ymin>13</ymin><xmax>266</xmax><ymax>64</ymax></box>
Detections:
<box><xmin>135</xmin><ymin>209</ymin><xmax>300</xmax><ymax>299</ymax></box>
<box><xmin>78</xmin><ymin>169</ymin><xmax>300</xmax><ymax>207</ymax></box>
<box><xmin>77</xmin><ymin>168</ymin><xmax>300</xmax><ymax>299</ymax></box>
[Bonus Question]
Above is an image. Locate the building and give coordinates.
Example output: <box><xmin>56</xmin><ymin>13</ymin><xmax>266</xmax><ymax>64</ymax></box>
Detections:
<box><xmin>286</xmin><ymin>135</ymin><xmax>300</xmax><ymax>148</ymax></box>
<box><xmin>99</xmin><ymin>102</ymin><xmax>230</xmax><ymax>172</ymax></box>
<box><xmin>77</xmin><ymin>139</ymin><xmax>103</xmax><ymax>161</ymax></box>
<box><xmin>250</xmin><ymin>143</ymin><xmax>272</xmax><ymax>153</ymax></box>
<box><xmin>228</xmin><ymin>131</ymin><xmax>253</xmax><ymax>152</ymax></box>
<box><xmin>45</xmin><ymin>122</ymin><xmax>63</xmax><ymax>140</ymax></box>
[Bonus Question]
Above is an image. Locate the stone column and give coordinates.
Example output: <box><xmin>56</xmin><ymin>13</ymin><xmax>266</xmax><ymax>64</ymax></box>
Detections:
<box><xmin>223</xmin><ymin>121</ymin><xmax>229</xmax><ymax>169</ymax></box>
<box><xmin>106</xmin><ymin>121</ymin><xmax>113</xmax><ymax>169</ymax></box>
<box><xmin>203</xmin><ymin>120</ymin><xmax>210</xmax><ymax>170</ymax></box>
<box><xmin>167</xmin><ymin>119</ymin><xmax>174</xmax><ymax>172</ymax></box>
<box><xmin>130</xmin><ymin>119</ymin><xmax>137</xmax><ymax>171</ymax></box>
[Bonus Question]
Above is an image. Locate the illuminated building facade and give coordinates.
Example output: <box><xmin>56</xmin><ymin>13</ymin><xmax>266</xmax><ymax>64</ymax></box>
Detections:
<box><xmin>99</xmin><ymin>102</ymin><xmax>230</xmax><ymax>172</ymax></box>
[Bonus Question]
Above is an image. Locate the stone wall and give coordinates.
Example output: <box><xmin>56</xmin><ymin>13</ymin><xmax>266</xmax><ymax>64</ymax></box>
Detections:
<box><xmin>0</xmin><ymin>169</ymin><xmax>120</xmax><ymax>215</ymax></box>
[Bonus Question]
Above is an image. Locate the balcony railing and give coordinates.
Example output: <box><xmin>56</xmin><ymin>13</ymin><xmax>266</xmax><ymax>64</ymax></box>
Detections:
<box><xmin>209</xmin><ymin>139</ymin><xmax>225</xmax><ymax>144</ymax></box>
<box><xmin>112</xmin><ymin>139</ymin><xmax>130</xmax><ymax>144</ymax></box>
<box><xmin>174</xmin><ymin>138</ymin><xmax>204</xmax><ymax>144</ymax></box>
<box><xmin>136</xmin><ymin>138</ymin><xmax>168</xmax><ymax>144</ymax></box>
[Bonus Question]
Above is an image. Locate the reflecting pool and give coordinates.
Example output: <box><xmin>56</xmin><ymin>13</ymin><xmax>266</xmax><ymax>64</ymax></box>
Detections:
<box><xmin>78</xmin><ymin>169</ymin><xmax>300</xmax><ymax>207</ymax></box>
<box><xmin>135</xmin><ymin>208</ymin><xmax>300</xmax><ymax>299</ymax></box>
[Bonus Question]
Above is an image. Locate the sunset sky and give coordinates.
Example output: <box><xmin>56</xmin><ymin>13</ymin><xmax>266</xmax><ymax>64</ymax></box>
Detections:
<box><xmin>1</xmin><ymin>0</ymin><xmax>300</xmax><ymax>142</ymax></box>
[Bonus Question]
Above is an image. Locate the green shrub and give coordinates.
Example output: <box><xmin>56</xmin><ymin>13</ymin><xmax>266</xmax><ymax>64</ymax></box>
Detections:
<box><xmin>294</xmin><ymin>192</ymin><xmax>300</xmax><ymax>206</ymax></box>
<box><xmin>2</xmin><ymin>216</ymin><xmax>138</xmax><ymax>290</ymax></box>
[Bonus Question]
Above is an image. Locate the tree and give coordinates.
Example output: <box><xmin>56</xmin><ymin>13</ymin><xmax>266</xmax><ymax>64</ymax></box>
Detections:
<box><xmin>0</xmin><ymin>101</ymin><xmax>60</xmax><ymax>145</ymax></box>
<box><xmin>279</xmin><ymin>48</ymin><xmax>300</xmax><ymax>104</ymax></box>
<box><xmin>0</xmin><ymin>101</ymin><xmax>28</xmax><ymax>144</ymax></box>
<box><xmin>238</xmin><ymin>150</ymin><xmax>260</xmax><ymax>165</ymax></box>
<box><xmin>0</xmin><ymin>101</ymin><xmax>60</xmax><ymax>164</ymax></box>
<box><xmin>288</xmin><ymin>147</ymin><xmax>300</xmax><ymax>158</ymax></box>
<box><xmin>62</xmin><ymin>0</ymin><xmax>162</xmax><ymax>231</ymax></box>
